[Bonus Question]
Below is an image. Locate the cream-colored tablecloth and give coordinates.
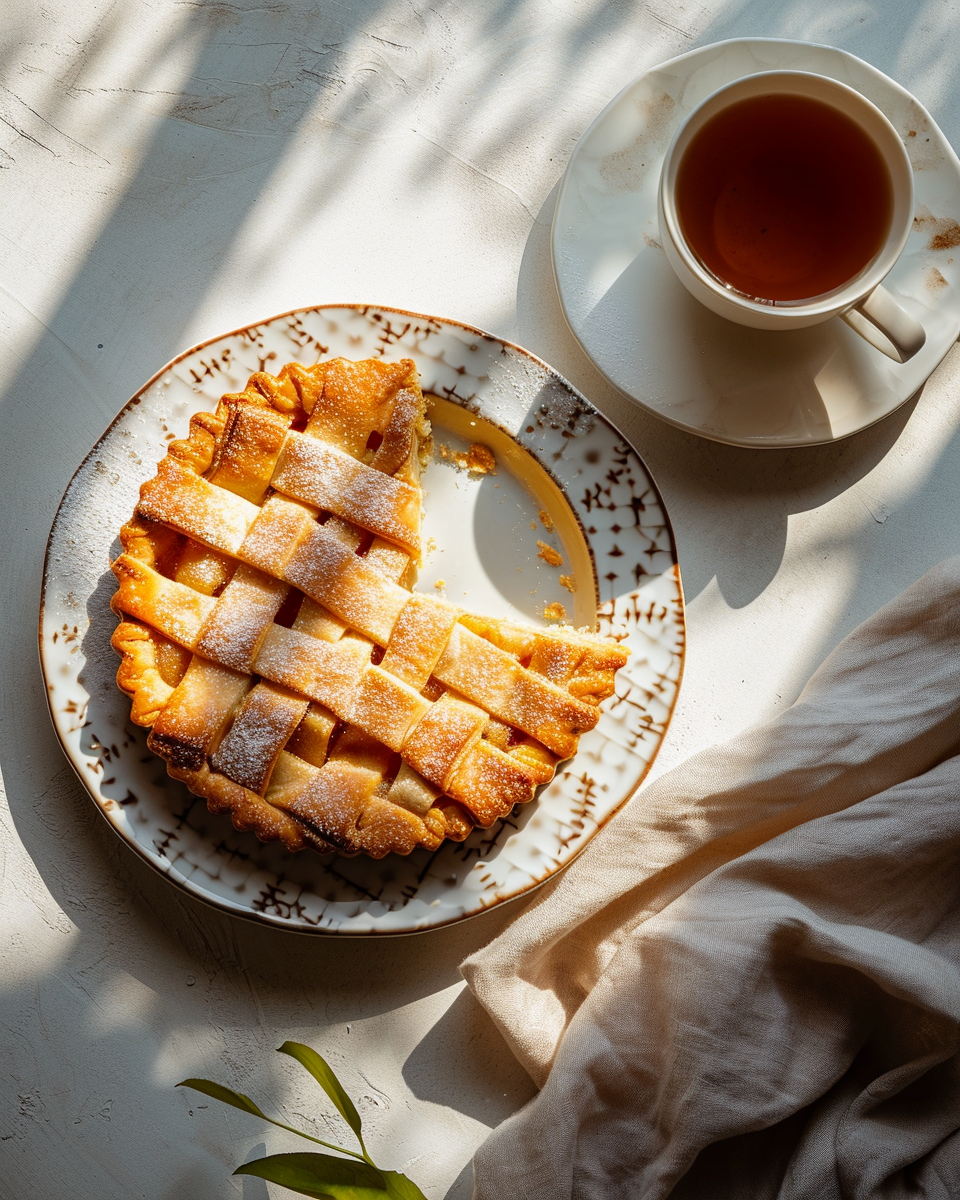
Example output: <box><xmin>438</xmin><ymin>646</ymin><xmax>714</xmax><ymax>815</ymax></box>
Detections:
<box><xmin>463</xmin><ymin>558</ymin><xmax>960</xmax><ymax>1198</ymax></box>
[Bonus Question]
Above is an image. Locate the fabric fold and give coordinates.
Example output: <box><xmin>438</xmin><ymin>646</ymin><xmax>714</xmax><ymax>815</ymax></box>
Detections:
<box><xmin>463</xmin><ymin>557</ymin><xmax>960</xmax><ymax>1199</ymax></box>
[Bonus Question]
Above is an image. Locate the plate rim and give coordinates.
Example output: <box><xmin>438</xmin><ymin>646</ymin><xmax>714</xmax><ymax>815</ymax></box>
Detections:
<box><xmin>551</xmin><ymin>36</ymin><xmax>960</xmax><ymax>449</ymax></box>
<box><xmin>39</xmin><ymin>302</ymin><xmax>687</xmax><ymax>935</ymax></box>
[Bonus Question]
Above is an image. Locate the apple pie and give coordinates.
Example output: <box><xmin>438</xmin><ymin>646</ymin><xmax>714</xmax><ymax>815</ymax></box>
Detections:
<box><xmin>110</xmin><ymin>357</ymin><xmax>628</xmax><ymax>858</ymax></box>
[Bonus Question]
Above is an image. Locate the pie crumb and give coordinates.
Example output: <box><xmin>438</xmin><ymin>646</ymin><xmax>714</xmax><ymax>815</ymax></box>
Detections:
<box><xmin>537</xmin><ymin>541</ymin><xmax>563</xmax><ymax>567</ymax></box>
<box><xmin>434</xmin><ymin>579</ymin><xmax>446</xmax><ymax>589</ymax></box>
<box><xmin>464</xmin><ymin>443</ymin><xmax>496</xmax><ymax>474</ymax></box>
<box><xmin>560</xmin><ymin>574</ymin><xmax>576</xmax><ymax>593</ymax></box>
<box><xmin>539</xmin><ymin>509</ymin><xmax>555</xmax><ymax>532</ymax></box>
<box><xmin>437</xmin><ymin>441</ymin><xmax>497</xmax><ymax>475</ymax></box>
<box><xmin>543</xmin><ymin>601</ymin><xmax>567</xmax><ymax>621</ymax></box>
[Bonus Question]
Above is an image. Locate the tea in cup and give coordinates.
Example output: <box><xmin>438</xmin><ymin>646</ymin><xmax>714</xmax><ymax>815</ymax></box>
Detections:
<box><xmin>658</xmin><ymin>71</ymin><xmax>925</xmax><ymax>362</ymax></box>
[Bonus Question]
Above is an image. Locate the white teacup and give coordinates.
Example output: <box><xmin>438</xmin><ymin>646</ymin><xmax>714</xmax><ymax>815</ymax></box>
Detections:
<box><xmin>658</xmin><ymin>70</ymin><xmax>925</xmax><ymax>363</ymax></box>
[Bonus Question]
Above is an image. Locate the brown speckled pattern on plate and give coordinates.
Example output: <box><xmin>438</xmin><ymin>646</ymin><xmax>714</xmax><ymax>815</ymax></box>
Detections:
<box><xmin>39</xmin><ymin>305</ymin><xmax>685</xmax><ymax>934</ymax></box>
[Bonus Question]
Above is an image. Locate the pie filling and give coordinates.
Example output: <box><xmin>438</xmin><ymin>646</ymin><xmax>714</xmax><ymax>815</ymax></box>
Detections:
<box><xmin>110</xmin><ymin>356</ymin><xmax>629</xmax><ymax>858</ymax></box>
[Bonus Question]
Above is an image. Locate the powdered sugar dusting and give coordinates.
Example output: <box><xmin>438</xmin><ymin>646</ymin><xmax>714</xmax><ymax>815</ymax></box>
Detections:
<box><xmin>42</xmin><ymin>305</ymin><xmax>683</xmax><ymax>934</ymax></box>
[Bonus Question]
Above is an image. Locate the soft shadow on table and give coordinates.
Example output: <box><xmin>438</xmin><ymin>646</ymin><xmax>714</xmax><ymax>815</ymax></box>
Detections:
<box><xmin>403</xmin><ymin>988</ymin><xmax>536</xmax><ymax>1126</ymax></box>
<box><xmin>516</xmin><ymin>178</ymin><xmax>934</xmax><ymax>611</ymax></box>
<box><xmin>701</xmin><ymin>0</ymin><xmax>927</xmax><ymax>80</ymax></box>
<box><xmin>402</xmin><ymin>989</ymin><xmax>538</xmax><ymax>1198</ymax></box>
<box><xmin>12</xmin><ymin>734</ymin><xmax>535</xmax><ymax>1003</ymax></box>
<box><xmin>165</xmin><ymin>1141</ymin><xmax>269</xmax><ymax>1200</ymax></box>
<box><xmin>4</xmin><ymin>733</ymin><xmax>535</xmax><ymax>1194</ymax></box>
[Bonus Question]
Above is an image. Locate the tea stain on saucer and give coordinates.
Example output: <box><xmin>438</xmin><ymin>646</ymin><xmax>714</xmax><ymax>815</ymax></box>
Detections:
<box><xmin>925</xmin><ymin>267</ymin><xmax>948</xmax><ymax>292</ymax></box>
<box><xmin>913</xmin><ymin>204</ymin><xmax>960</xmax><ymax>251</ymax></box>
<box><xmin>901</xmin><ymin>102</ymin><xmax>941</xmax><ymax>171</ymax></box>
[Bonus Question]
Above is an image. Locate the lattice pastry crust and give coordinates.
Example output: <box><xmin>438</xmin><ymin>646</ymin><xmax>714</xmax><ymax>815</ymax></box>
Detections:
<box><xmin>110</xmin><ymin>357</ymin><xmax>628</xmax><ymax>858</ymax></box>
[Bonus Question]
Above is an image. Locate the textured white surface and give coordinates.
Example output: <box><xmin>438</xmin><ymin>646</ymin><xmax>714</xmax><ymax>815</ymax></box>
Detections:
<box><xmin>4</xmin><ymin>1</ymin><xmax>960</xmax><ymax>1197</ymax></box>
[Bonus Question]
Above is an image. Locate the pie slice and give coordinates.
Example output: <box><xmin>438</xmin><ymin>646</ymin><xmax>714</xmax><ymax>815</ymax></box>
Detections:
<box><xmin>110</xmin><ymin>357</ymin><xmax>629</xmax><ymax>858</ymax></box>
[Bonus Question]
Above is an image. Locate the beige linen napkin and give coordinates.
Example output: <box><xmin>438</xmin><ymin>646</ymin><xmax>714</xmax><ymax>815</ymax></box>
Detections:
<box><xmin>462</xmin><ymin>557</ymin><xmax>960</xmax><ymax>1199</ymax></box>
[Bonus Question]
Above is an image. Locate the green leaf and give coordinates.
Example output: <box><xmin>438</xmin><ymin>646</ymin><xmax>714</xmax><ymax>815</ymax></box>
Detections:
<box><xmin>177</xmin><ymin>1078</ymin><xmax>270</xmax><ymax>1121</ymax></box>
<box><xmin>235</xmin><ymin>1152</ymin><xmax>390</xmax><ymax>1199</ymax></box>
<box><xmin>176</xmin><ymin>1078</ymin><xmax>362</xmax><ymax>1160</ymax></box>
<box><xmin>381</xmin><ymin>1170</ymin><xmax>430</xmax><ymax>1200</ymax></box>
<box><xmin>278</xmin><ymin>1042</ymin><xmax>365</xmax><ymax>1148</ymax></box>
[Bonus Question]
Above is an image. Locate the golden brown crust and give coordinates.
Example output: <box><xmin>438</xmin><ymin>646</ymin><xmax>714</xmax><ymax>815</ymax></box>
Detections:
<box><xmin>111</xmin><ymin>619</ymin><xmax>175</xmax><ymax>726</ymax></box>
<box><xmin>110</xmin><ymin>357</ymin><xmax>628</xmax><ymax>858</ymax></box>
<box><xmin>167</xmin><ymin>759</ymin><xmax>320</xmax><ymax>853</ymax></box>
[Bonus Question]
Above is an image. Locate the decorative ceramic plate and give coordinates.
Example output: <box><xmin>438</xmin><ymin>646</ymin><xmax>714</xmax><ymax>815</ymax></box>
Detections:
<box><xmin>40</xmin><ymin>305</ymin><xmax>685</xmax><ymax>934</ymax></box>
<box><xmin>553</xmin><ymin>38</ymin><xmax>960</xmax><ymax>447</ymax></box>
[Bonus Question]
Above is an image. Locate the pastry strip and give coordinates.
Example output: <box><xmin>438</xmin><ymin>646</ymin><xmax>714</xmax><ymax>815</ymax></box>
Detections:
<box><xmin>112</xmin><ymin>355</ymin><xmax>630</xmax><ymax>858</ymax></box>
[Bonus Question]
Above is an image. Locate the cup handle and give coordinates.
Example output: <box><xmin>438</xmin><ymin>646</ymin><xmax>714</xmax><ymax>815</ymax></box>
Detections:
<box><xmin>840</xmin><ymin>284</ymin><xmax>926</xmax><ymax>363</ymax></box>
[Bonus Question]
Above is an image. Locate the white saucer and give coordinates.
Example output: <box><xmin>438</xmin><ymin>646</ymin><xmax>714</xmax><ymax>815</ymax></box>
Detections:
<box><xmin>552</xmin><ymin>38</ymin><xmax>960</xmax><ymax>447</ymax></box>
